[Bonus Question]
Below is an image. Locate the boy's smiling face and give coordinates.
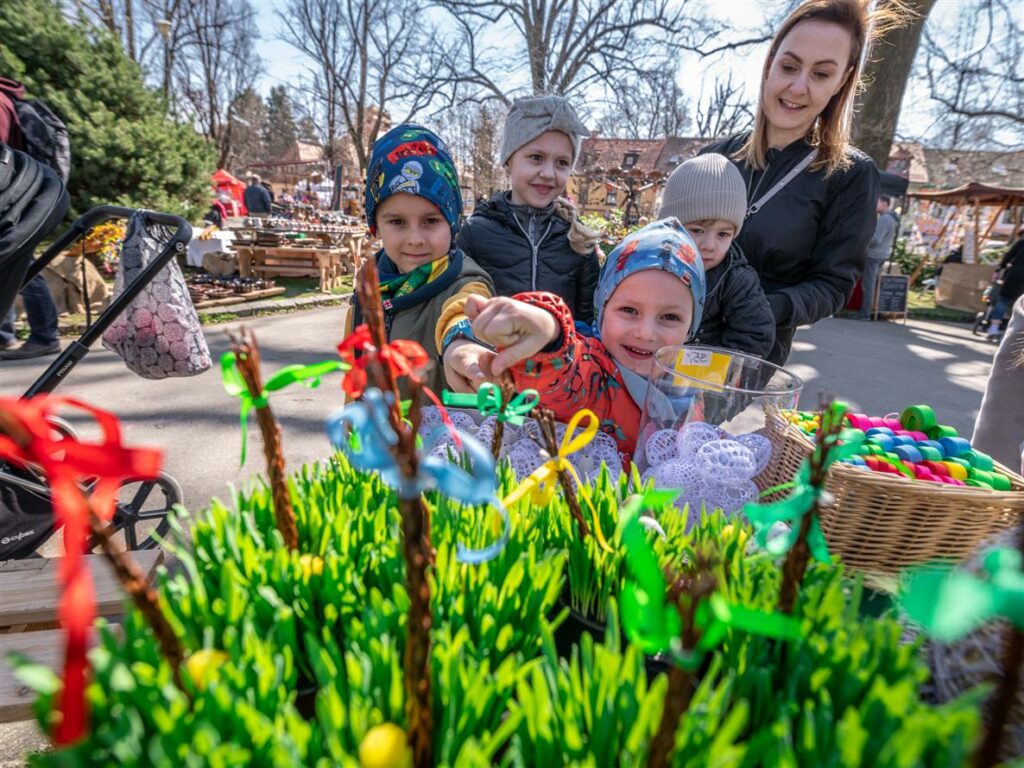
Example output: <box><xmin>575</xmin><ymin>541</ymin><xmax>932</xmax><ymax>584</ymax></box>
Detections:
<box><xmin>684</xmin><ymin>219</ymin><xmax>737</xmax><ymax>270</ymax></box>
<box><xmin>375</xmin><ymin>193</ymin><xmax>452</xmax><ymax>274</ymax></box>
<box><xmin>599</xmin><ymin>269</ymin><xmax>693</xmax><ymax>377</ymax></box>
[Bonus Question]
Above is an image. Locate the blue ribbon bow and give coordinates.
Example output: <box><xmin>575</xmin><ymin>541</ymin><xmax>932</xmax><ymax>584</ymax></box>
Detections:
<box><xmin>325</xmin><ymin>388</ymin><xmax>509</xmax><ymax>563</ymax></box>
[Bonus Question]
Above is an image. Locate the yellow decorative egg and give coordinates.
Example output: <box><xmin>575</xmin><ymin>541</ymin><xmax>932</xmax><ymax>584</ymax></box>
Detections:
<box><xmin>721</xmin><ymin>524</ymin><xmax>749</xmax><ymax>549</ymax></box>
<box><xmin>186</xmin><ymin>649</ymin><xmax>228</xmax><ymax>690</ymax></box>
<box><xmin>359</xmin><ymin>723</ymin><xmax>412</xmax><ymax>768</ymax></box>
<box><xmin>299</xmin><ymin>553</ymin><xmax>324</xmax><ymax>579</ymax></box>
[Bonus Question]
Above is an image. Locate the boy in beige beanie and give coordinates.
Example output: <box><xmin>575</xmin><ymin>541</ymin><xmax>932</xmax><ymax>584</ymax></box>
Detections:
<box><xmin>658</xmin><ymin>153</ymin><xmax>775</xmax><ymax>358</ymax></box>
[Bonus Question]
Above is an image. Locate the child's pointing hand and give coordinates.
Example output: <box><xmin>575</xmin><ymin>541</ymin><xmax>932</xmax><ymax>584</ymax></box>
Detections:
<box><xmin>465</xmin><ymin>295</ymin><xmax>559</xmax><ymax>376</ymax></box>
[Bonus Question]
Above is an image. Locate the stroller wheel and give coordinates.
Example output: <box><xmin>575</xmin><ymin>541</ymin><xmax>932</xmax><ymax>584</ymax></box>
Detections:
<box><xmin>85</xmin><ymin>471</ymin><xmax>182</xmax><ymax>553</ymax></box>
<box><xmin>973</xmin><ymin>311</ymin><xmax>988</xmax><ymax>336</ymax></box>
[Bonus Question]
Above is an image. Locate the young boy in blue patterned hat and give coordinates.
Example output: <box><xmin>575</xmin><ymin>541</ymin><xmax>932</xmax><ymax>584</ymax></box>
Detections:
<box><xmin>349</xmin><ymin>124</ymin><xmax>494</xmax><ymax>393</ymax></box>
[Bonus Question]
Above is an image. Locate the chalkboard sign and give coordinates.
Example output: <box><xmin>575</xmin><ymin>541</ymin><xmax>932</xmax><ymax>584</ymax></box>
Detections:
<box><xmin>875</xmin><ymin>274</ymin><xmax>909</xmax><ymax>321</ymax></box>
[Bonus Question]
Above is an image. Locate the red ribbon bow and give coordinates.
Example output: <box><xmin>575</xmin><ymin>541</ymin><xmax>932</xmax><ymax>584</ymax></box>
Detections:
<box><xmin>336</xmin><ymin>325</ymin><xmax>462</xmax><ymax>446</ymax></box>
<box><xmin>337</xmin><ymin>324</ymin><xmax>431</xmax><ymax>399</ymax></box>
<box><xmin>0</xmin><ymin>396</ymin><xmax>162</xmax><ymax>745</ymax></box>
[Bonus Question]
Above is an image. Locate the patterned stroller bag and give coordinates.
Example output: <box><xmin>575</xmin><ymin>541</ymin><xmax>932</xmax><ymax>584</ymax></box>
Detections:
<box><xmin>102</xmin><ymin>211</ymin><xmax>211</xmax><ymax>378</ymax></box>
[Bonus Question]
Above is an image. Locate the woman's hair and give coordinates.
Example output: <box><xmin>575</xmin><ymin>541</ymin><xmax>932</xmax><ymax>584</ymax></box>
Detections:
<box><xmin>736</xmin><ymin>0</ymin><xmax>909</xmax><ymax>176</ymax></box>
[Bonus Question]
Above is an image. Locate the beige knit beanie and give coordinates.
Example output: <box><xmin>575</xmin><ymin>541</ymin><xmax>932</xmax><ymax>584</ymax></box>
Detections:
<box><xmin>500</xmin><ymin>95</ymin><xmax>589</xmax><ymax>167</ymax></box>
<box><xmin>658</xmin><ymin>153</ymin><xmax>746</xmax><ymax>235</ymax></box>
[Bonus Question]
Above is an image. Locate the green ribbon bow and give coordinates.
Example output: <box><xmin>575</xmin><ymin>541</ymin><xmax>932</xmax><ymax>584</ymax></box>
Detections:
<box><xmin>442</xmin><ymin>384</ymin><xmax>539</xmax><ymax>426</ymax></box>
<box><xmin>619</xmin><ymin>491</ymin><xmax>801</xmax><ymax>670</ymax></box>
<box><xmin>743</xmin><ymin>402</ymin><xmax>864</xmax><ymax>565</ymax></box>
<box><xmin>221</xmin><ymin>353</ymin><xmax>347</xmax><ymax>465</ymax></box>
<box><xmin>900</xmin><ymin>547</ymin><xmax>1024</xmax><ymax>642</ymax></box>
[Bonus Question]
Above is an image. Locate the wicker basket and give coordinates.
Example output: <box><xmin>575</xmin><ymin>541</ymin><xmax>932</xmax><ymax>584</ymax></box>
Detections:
<box><xmin>756</xmin><ymin>410</ymin><xmax>1024</xmax><ymax>574</ymax></box>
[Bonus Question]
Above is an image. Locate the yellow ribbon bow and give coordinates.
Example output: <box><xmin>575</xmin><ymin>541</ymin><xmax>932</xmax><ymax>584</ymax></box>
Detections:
<box><xmin>501</xmin><ymin>409</ymin><xmax>613</xmax><ymax>552</ymax></box>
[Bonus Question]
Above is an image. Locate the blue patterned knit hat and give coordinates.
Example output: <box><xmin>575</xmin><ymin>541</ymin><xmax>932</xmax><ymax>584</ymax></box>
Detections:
<box><xmin>365</xmin><ymin>124</ymin><xmax>463</xmax><ymax>237</ymax></box>
<box><xmin>594</xmin><ymin>218</ymin><xmax>706</xmax><ymax>338</ymax></box>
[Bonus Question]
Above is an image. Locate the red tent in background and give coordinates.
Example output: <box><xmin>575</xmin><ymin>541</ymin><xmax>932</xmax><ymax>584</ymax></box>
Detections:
<box><xmin>211</xmin><ymin>169</ymin><xmax>247</xmax><ymax>216</ymax></box>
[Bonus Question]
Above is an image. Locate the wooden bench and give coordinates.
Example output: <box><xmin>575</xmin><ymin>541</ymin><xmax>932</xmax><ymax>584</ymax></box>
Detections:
<box><xmin>236</xmin><ymin>245</ymin><xmax>348</xmax><ymax>292</ymax></box>
<box><xmin>0</xmin><ymin>551</ymin><xmax>162</xmax><ymax>723</ymax></box>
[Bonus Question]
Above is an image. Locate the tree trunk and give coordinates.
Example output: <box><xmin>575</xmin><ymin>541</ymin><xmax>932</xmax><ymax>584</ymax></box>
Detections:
<box><xmin>124</xmin><ymin>0</ymin><xmax>136</xmax><ymax>62</ymax></box>
<box><xmin>853</xmin><ymin>0</ymin><xmax>937</xmax><ymax>167</ymax></box>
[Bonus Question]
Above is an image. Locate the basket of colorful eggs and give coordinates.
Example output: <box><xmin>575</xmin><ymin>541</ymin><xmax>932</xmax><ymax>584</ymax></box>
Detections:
<box><xmin>762</xmin><ymin>404</ymin><xmax>1024</xmax><ymax>574</ymax></box>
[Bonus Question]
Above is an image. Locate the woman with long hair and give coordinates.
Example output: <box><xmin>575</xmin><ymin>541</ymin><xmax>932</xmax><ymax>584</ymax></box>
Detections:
<box><xmin>702</xmin><ymin>0</ymin><xmax>907</xmax><ymax>365</ymax></box>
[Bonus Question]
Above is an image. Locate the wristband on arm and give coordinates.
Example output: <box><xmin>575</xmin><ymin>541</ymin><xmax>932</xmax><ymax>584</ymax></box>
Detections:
<box><xmin>441</xmin><ymin>319</ymin><xmax>478</xmax><ymax>355</ymax></box>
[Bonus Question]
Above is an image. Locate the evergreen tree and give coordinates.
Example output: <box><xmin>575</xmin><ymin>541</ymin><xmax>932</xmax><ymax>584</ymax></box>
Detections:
<box><xmin>0</xmin><ymin>0</ymin><xmax>215</xmax><ymax>220</ymax></box>
<box><xmin>263</xmin><ymin>85</ymin><xmax>299</xmax><ymax>159</ymax></box>
<box><xmin>228</xmin><ymin>88</ymin><xmax>267</xmax><ymax>171</ymax></box>
<box><xmin>296</xmin><ymin>114</ymin><xmax>320</xmax><ymax>146</ymax></box>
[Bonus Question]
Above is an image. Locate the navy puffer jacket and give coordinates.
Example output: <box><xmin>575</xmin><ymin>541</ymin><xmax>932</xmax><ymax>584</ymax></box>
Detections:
<box><xmin>456</xmin><ymin>192</ymin><xmax>600</xmax><ymax>323</ymax></box>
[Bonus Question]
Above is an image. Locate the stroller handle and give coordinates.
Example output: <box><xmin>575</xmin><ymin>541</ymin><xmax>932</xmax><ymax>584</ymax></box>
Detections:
<box><xmin>25</xmin><ymin>206</ymin><xmax>192</xmax><ymax>283</ymax></box>
<box><xmin>22</xmin><ymin>207</ymin><xmax>192</xmax><ymax>397</ymax></box>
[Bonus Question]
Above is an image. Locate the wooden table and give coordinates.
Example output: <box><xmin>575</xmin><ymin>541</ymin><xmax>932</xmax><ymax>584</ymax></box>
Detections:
<box><xmin>236</xmin><ymin>245</ymin><xmax>349</xmax><ymax>292</ymax></box>
<box><xmin>1</xmin><ymin>551</ymin><xmax>163</xmax><ymax>723</ymax></box>
<box><xmin>339</xmin><ymin>230</ymin><xmax>366</xmax><ymax>269</ymax></box>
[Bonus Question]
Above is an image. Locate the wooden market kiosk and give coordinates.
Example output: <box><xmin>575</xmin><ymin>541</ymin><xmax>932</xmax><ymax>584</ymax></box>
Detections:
<box><xmin>909</xmin><ymin>183</ymin><xmax>1024</xmax><ymax>313</ymax></box>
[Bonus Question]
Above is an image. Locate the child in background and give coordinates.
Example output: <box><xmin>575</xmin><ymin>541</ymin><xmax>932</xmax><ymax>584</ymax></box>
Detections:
<box><xmin>658</xmin><ymin>154</ymin><xmax>774</xmax><ymax>359</ymax></box>
<box><xmin>348</xmin><ymin>124</ymin><xmax>494</xmax><ymax>394</ymax></box>
<box><xmin>444</xmin><ymin>96</ymin><xmax>601</xmax><ymax>389</ymax></box>
<box><xmin>458</xmin><ymin>95</ymin><xmax>600</xmax><ymax>318</ymax></box>
<box><xmin>462</xmin><ymin>219</ymin><xmax>706</xmax><ymax>460</ymax></box>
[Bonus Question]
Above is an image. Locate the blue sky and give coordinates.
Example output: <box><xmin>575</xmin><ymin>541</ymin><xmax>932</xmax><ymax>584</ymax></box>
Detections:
<box><xmin>247</xmin><ymin>0</ymin><xmax>971</xmax><ymax>144</ymax></box>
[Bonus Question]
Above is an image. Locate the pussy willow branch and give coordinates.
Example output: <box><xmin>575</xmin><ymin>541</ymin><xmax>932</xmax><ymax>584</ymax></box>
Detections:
<box><xmin>228</xmin><ymin>327</ymin><xmax>298</xmax><ymax>550</ymax></box>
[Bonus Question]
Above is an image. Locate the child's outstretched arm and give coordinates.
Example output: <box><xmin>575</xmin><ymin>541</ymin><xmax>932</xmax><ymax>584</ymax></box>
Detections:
<box><xmin>464</xmin><ymin>295</ymin><xmax>559</xmax><ymax>376</ymax></box>
<box><xmin>443</xmin><ymin>339</ymin><xmax>494</xmax><ymax>393</ymax></box>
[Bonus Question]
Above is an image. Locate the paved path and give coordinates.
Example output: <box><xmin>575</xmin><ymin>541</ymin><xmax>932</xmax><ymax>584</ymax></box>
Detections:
<box><xmin>786</xmin><ymin>315</ymin><xmax>994</xmax><ymax>436</ymax></box>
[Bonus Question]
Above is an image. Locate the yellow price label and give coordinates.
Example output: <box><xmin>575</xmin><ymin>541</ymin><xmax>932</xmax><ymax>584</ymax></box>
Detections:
<box><xmin>672</xmin><ymin>348</ymin><xmax>731</xmax><ymax>390</ymax></box>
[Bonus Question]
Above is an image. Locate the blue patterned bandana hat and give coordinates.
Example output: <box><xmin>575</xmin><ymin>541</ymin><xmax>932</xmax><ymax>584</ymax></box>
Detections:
<box><xmin>594</xmin><ymin>218</ymin><xmax>706</xmax><ymax>338</ymax></box>
<box><xmin>365</xmin><ymin>124</ymin><xmax>463</xmax><ymax>237</ymax></box>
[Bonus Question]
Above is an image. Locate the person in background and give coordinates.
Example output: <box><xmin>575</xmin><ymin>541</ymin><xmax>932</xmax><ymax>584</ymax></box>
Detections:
<box><xmin>986</xmin><ymin>227</ymin><xmax>1024</xmax><ymax>341</ymax></box>
<box><xmin>658</xmin><ymin>154</ymin><xmax>775</xmax><ymax>358</ymax></box>
<box><xmin>0</xmin><ymin>76</ymin><xmax>61</xmax><ymax>360</ymax></box>
<box><xmin>244</xmin><ymin>173</ymin><xmax>272</xmax><ymax>217</ymax></box>
<box><xmin>857</xmin><ymin>194</ymin><xmax>899</xmax><ymax>320</ymax></box>
<box><xmin>700</xmin><ymin>0</ymin><xmax>895</xmax><ymax>364</ymax></box>
<box><xmin>973</xmin><ymin>294</ymin><xmax>1024</xmax><ymax>472</ymax></box>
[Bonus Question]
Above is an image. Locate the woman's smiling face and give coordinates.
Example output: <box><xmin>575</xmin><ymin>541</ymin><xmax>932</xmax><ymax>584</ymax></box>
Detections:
<box><xmin>762</xmin><ymin>19</ymin><xmax>853</xmax><ymax>148</ymax></box>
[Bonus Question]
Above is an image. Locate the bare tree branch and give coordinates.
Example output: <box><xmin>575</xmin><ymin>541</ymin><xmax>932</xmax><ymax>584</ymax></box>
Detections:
<box><xmin>279</xmin><ymin>0</ymin><xmax>456</xmax><ymax>175</ymax></box>
<box><xmin>172</xmin><ymin>0</ymin><xmax>262</xmax><ymax>167</ymax></box>
<box><xmin>694</xmin><ymin>72</ymin><xmax>754</xmax><ymax>139</ymax></box>
<box><xmin>434</xmin><ymin>0</ymin><xmax>698</xmax><ymax>99</ymax></box>
<box><xmin>599</xmin><ymin>65</ymin><xmax>691</xmax><ymax>139</ymax></box>
<box><xmin>921</xmin><ymin>0</ymin><xmax>1024</xmax><ymax>148</ymax></box>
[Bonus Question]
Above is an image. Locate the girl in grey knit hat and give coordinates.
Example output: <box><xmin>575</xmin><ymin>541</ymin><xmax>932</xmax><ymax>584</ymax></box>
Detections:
<box><xmin>445</xmin><ymin>94</ymin><xmax>602</xmax><ymax>392</ymax></box>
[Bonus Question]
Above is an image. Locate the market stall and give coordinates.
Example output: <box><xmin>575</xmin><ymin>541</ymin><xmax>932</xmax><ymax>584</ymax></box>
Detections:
<box><xmin>226</xmin><ymin>215</ymin><xmax>367</xmax><ymax>292</ymax></box>
<box><xmin>908</xmin><ymin>183</ymin><xmax>1024</xmax><ymax>307</ymax></box>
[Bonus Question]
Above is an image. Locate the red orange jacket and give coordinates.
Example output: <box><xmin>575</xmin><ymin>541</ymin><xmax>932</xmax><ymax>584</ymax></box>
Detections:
<box><xmin>508</xmin><ymin>291</ymin><xmax>641</xmax><ymax>459</ymax></box>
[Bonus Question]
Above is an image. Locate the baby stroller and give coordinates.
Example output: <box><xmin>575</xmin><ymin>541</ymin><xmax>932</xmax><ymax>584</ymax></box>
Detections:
<box><xmin>0</xmin><ymin>143</ymin><xmax>192</xmax><ymax>559</ymax></box>
<box><xmin>972</xmin><ymin>268</ymin><xmax>1009</xmax><ymax>339</ymax></box>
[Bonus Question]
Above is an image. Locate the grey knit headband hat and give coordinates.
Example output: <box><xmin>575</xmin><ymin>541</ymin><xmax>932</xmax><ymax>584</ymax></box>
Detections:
<box><xmin>500</xmin><ymin>95</ymin><xmax>589</xmax><ymax>166</ymax></box>
<box><xmin>658</xmin><ymin>153</ymin><xmax>747</xmax><ymax>236</ymax></box>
